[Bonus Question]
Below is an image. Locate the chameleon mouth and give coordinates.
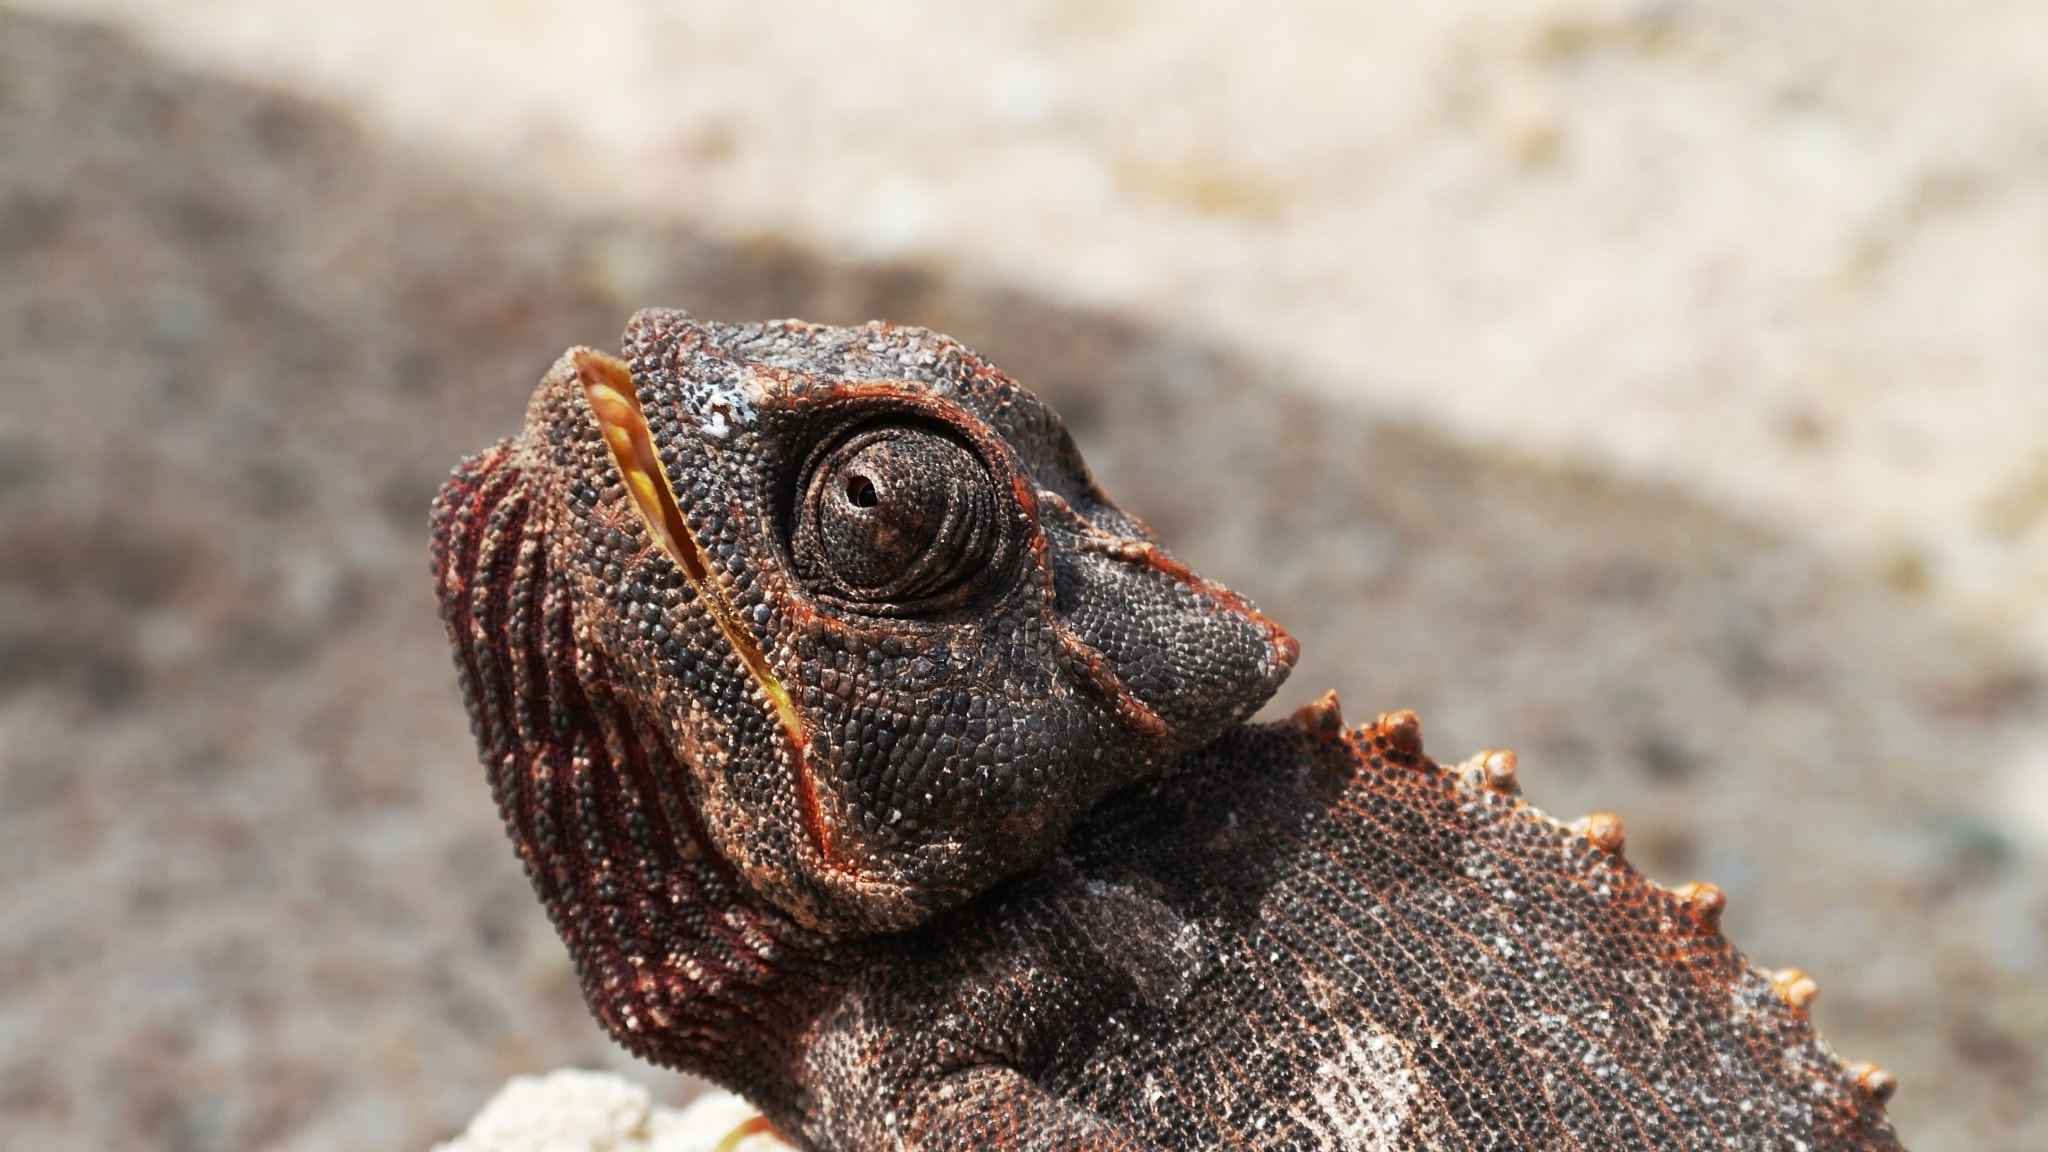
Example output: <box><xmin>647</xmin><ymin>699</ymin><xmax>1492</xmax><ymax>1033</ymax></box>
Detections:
<box><xmin>574</xmin><ymin>349</ymin><xmax>851</xmax><ymax>878</ymax></box>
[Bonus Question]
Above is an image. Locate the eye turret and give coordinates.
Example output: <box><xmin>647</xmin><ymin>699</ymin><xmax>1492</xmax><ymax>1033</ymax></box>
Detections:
<box><xmin>793</xmin><ymin>424</ymin><xmax>1001</xmax><ymax>608</ymax></box>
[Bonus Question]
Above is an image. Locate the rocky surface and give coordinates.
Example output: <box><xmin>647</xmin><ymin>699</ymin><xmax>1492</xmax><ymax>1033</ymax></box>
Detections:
<box><xmin>0</xmin><ymin>7</ymin><xmax>2042</xmax><ymax>1152</ymax></box>
<box><xmin>431</xmin><ymin>1071</ymin><xmax>788</xmax><ymax>1152</ymax></box>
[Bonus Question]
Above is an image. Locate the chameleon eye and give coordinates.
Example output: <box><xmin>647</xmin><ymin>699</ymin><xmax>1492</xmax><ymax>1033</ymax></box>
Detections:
<box><xmin>794</xmin><ymin>423</ymin><xmax>999</xmax><ymax>606</ymax></box>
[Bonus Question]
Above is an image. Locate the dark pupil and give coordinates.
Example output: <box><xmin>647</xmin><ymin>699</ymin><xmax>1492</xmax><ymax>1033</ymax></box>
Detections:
<box><xmin>800</xmin><ymin>426</ymin><xmax>997</xmax><ymax>603</ymax></box>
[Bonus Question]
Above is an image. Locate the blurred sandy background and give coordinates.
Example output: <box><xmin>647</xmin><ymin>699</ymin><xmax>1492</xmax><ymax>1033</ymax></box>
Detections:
<box><xmin>1</xmin><ymin>1</ymin><xmax>2044</xmax><ymax>1149</ymax></box>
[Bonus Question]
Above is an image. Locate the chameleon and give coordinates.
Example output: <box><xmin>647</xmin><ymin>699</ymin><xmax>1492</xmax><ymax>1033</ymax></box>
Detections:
<box><xmin>431</xmin><ymin>309</ymin><xmax>1906</xmax><ymax>1150</ymax></box>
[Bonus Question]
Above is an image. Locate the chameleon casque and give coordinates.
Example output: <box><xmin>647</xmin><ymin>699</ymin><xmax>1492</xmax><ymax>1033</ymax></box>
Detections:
<box><xmin>431</xmin><ymin>309</ymin><xmax>1906</xmax><ymax>1151</ymax></box>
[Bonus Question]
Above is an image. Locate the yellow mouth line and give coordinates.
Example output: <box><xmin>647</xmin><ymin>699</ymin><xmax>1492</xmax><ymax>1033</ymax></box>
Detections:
<box><xmin>574</xmin><ymin>349</ymin><xmax>848</xmax><ymax>876</ymax></box>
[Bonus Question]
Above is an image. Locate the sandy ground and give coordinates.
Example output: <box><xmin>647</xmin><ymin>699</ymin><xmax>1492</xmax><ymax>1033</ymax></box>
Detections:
<box><xmin>0</xmin><ymin>3</ymin><xmax>2043</xmax><ymax>1151</ymax></box>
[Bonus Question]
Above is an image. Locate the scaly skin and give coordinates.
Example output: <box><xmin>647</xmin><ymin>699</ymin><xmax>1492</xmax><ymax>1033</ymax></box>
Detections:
<box><xmin>432</xmin><ymin>310</ymin><xmax>1905</xmax><ymax>1150</ymax></box>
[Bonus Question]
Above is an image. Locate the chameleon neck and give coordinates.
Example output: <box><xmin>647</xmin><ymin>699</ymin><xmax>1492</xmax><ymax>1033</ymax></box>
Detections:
<box><xmin>431</xmin><ymin>443</ymin><xmax>834</xmax><ymax>1101</ymax></box>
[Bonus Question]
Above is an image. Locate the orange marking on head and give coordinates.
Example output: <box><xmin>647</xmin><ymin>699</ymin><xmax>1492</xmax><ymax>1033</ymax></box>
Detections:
<box><xmin>573</xmin><ymin>348</ymin><xmax>850</xmax><ymax>878</ymax></box>
<box><xmin>1111</xmin><ymin>539</ymin><xmax>1299</xmax><ymax>672</ymax></box>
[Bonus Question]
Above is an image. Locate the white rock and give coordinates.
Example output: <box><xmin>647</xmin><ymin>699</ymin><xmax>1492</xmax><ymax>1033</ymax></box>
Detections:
<box><xmin>434</xmin><ymin>1070</ymin><xmax>793</xmax><ymax>1152</ymax></box>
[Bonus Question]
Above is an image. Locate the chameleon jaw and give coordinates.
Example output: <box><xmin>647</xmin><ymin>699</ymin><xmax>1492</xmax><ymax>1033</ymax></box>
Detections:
<box><xmin>572</xmin><ymin>348</ymin><xmax>853</xmax><ymax>879</ymax></box>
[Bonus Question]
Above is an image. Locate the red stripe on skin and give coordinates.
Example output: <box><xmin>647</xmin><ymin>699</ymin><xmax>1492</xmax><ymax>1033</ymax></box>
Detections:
<box><xmin>1082</xmin><ymin>530</ymin><xmax>1298</xmax><ymax>671</ymax></box>
<box><xmin>1037</xmin><ymin>487</ymin><xmax>1301</xmax><ymax>721</ymax></box>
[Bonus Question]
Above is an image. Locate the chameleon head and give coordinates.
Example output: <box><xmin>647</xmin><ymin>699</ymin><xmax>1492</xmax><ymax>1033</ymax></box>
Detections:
<box><xmin>515</xmin><ymin>310</ymin><xmax>1296</xmax><ymax>934</ymax></box>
